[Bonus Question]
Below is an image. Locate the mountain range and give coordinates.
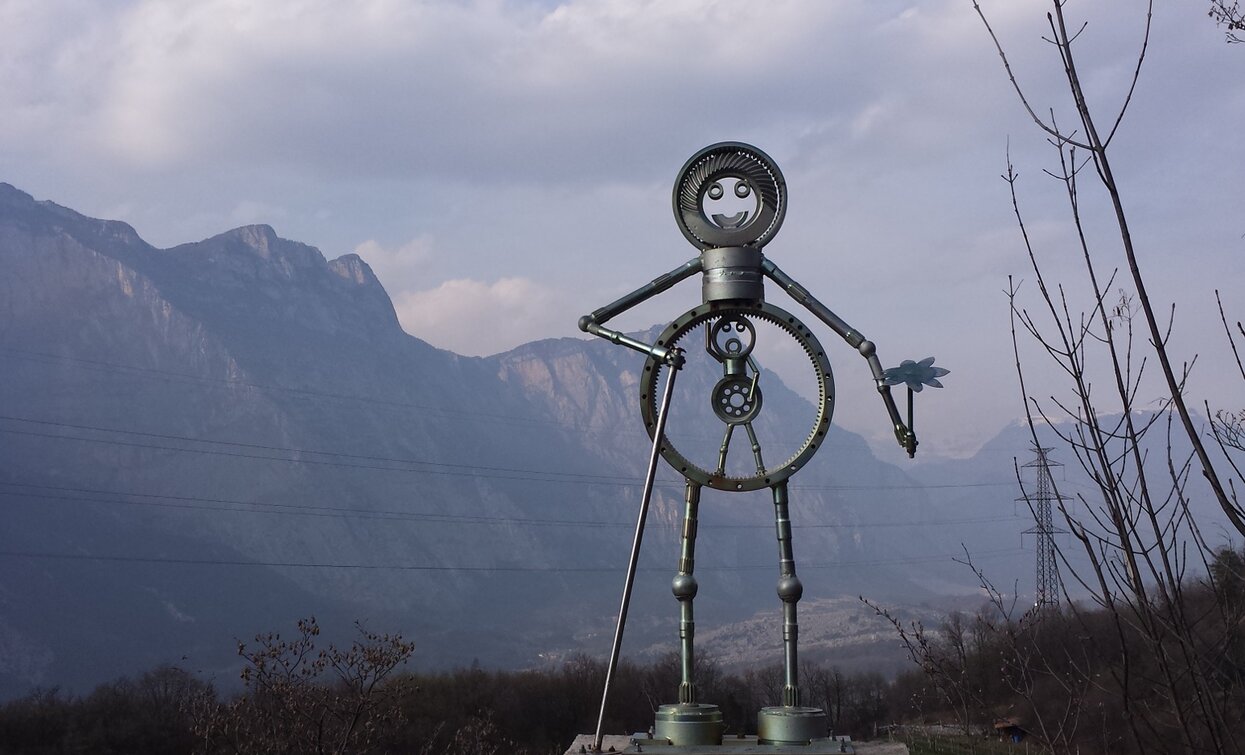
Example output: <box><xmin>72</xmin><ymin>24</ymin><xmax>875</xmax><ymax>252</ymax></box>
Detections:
<box><xmin>1</xmin><ymin>182</ymin><xmax>1187</xmax><ymax>699</ymax></box>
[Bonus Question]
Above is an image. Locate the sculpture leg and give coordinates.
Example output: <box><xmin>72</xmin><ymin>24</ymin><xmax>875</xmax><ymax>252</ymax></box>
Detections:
<box><xmin>674</xmin><ymin>480</ymin><xmax>701</xmax><ymax>703</ymax></box>
<box><xmin>755</xmin><ymin>481</ymin><xmax>827</xmax><ymax>745</ymax></box>
<box><xmin>772</xmin><ymin>481</ymin><xmax>803</xmax><ymax>707</ymax></box>
<box><xmin>652</xmin><ymin>480</ymin><xmax>722</xmax><ymax>747</ymax></box>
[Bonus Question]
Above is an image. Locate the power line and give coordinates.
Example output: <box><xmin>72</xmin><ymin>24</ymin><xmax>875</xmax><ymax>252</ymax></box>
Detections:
<box><xmin>0</xmin><ymin>415</ymin><xmax>1018</xmax><ymax>493</ymax></box>
<box><xmin>0</xmin><ymin>346</ymin><xmax>617</xmax><ymax>435</ymax></box>
<box><xmin>2</xmin><ymin>348</ymin><xmax>795</xmax><ymax>449</ymax></box>
<box><xmin>1</xmin><ymin>426</ymin><xmax>643</xmax><ymax>487</ymax></box>
<box><xmin>0</xmin><ymin>547</ymin><xmax>1027</xmax><ymax>572</ymax></box>
<box><xmin>790</xmin><ymin>480</ymin><xmax>1015</xmax><ymax>492</ymax></box>
<box><xmin>0</xmin><ymin>481</ymin><xmax>1025</xmax><ymax>530</ymax></box>
<box><xmin>0</xmin><ymin>486</ymin><xmax>623</xmax><ymax>527</ymax></box>
<box><xmin>0</xmin><ymin>350</ymin><xmax>1025</xmax><ymax>483</ymax></box>
<box><xmin>0</xmin><ymin>414</ymin><xmax>640</xmax><ymax>484</ymax></box>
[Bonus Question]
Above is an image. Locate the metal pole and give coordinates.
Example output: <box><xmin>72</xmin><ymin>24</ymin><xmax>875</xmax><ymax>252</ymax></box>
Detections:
<box><xmin>907</xmin><ymin>387</ymin><xmax>914</xmax><ymax>437</ymax></box>
<box><xmin>593</xmin><ymin>354</ymin><xmax>681</xmax><ymax>751</ymax></box>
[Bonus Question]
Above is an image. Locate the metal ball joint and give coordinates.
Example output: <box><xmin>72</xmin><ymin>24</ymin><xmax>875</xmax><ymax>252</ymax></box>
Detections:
<box><xmin>777</xmin><ymin>575</ymin><xmax>803</xmax><ymax>603</ymax></box>
<box><xmin>672</xmin><ymin>574</ymin><xmax>698</xmax><ymax>600</ymax></box>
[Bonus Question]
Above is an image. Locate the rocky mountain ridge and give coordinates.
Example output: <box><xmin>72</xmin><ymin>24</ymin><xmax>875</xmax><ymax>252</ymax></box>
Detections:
<box><xmin>0</xmin><ymin>182</ymin><xmax>1021</xmax><ymax>698</ymax></box>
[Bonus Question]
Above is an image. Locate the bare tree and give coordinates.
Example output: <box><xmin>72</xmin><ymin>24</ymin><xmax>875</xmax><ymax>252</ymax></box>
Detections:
<box><xmin>892</xmin><ymin>2</ymin><xmax>1245</xmax><ymax>752</ymax></box>
<box><xmin>1210</xmin><ymin>292</ymin><xmax>1245</xmax><ymax>462</ymax></box>
<box><xmin>1210</xmin><ymin>1</ymin><xmax>1245</xmax><ymax>43</ymax></box>
<box><xmin>190</xmin><ymin>617</ymin><xmax>415</xmax><ymax>754</ymax></box>
<box><xmin>863</xmin><ymin>600</ymin><xmax>984</xmax><ymax>736</ymax></box>
<box><xmin>975</xmin><ymin>0</ymin><xmax>1245</xmax><ymax>538</ymax></box>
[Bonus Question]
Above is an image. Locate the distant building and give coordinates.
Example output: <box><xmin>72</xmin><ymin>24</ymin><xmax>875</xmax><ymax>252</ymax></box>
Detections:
<box><xmin>993</xmin><ymin>717</ymin><xmax>1029</xmax><ymax>743</ymax></box>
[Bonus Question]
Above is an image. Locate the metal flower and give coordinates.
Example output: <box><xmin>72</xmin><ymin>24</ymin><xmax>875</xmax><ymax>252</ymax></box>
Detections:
<box><xmin>882</xmin><ymin>357</ymin><xmax>949</xmax><ymax>393</ymax></box>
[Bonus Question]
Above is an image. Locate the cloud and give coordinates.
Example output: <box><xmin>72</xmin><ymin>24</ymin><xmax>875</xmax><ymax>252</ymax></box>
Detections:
<box><xmin>4</xmin><ymin>0</ymin><xmax>1243</xmax><ymax>457</ymax></box>
<box><xmin>3</xmin><ymin>0</ymin><xmax>1211</xmax><ymax>191</ymax></box>
<box><xmin>392</xmin><ymin>277</ymin><xmax>572</xmax><ymax>356</ymax></box>
<box><xmin>230</xmin><ymin>200</ymin><xmax>288</xmax><ymax>226</ymax></box>
<box><xmin>354</xmin><ymin>236</ymin><xmax>436</xmax><ymax>289</ymax></box>
<box><xmin>1</xmin><ymin>0</ymin><xmax>1015</xmax><ymax>184</ymax></box>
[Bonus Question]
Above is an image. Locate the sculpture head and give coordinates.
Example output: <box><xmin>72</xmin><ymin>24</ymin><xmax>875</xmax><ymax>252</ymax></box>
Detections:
<box><xmin>672</xmin><ymin>142</ymin><xmax>786</xmax><ymax>250</ymax></box>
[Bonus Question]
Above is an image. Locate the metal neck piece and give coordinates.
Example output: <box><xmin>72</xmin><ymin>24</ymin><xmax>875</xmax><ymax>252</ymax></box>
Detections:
<box><xmin>700</xmin><ymin>246</ymin><xmax>764</xmax><ymax>304</ymax></box>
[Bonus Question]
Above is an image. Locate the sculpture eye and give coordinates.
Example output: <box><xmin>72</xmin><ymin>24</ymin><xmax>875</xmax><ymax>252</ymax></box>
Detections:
<box><xmin>734</xmin><ymin>181</ymin><xmax>751</xmax><ymax>198</ymax></box>
<box><xmin>707</xmin><ymin>182</ymin><xmax>724</xmax><ymax>200</ymax></box>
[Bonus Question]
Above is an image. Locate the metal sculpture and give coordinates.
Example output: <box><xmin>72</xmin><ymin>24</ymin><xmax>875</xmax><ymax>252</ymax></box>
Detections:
<box><xmin>580</xmin><ymin>142</ymin><xmax>945</xmax><ymax>749</ymax></box>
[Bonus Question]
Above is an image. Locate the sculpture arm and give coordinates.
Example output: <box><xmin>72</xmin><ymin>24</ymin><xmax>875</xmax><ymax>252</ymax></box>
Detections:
<box><xmin>578</xmin><ymin>256</ymin><xmax>702</xmax><ymax>363</ymax></box>
<box><xmin>762</xmin><ymin>258</ymin><xmax>917</xmax><ymax>457</ymax></box>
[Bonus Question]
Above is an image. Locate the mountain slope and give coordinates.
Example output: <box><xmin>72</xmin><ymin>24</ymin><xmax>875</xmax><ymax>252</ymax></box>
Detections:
<box><xmin>1</xmin><ymin>183</ymin><xmax>964</xmax><ymax>697</ymax></box>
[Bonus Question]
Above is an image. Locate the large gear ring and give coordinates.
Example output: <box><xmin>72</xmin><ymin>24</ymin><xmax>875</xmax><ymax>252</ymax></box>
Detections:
<box><xmin>640</xmin><ymin>302</ymin><xmax>834</xmax><ymax>492</ymax></box>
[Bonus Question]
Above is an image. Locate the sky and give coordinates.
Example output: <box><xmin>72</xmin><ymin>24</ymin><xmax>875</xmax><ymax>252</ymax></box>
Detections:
<box><xmin>2</xmin><ymin>0</ymin><xmax>1242</xmax><ymax>459</ymax></box>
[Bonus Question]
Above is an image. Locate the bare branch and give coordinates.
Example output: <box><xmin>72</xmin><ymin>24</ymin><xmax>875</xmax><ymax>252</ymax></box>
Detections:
<box><xmin>1105</xmin><ymin>0</ymin><xmax>1153</xmax><ymax>146</ymax></box>
<box><xmin>972</xmin><ymin>1</ymin><xmax>1092</xmax><ymax>149</ymax></box>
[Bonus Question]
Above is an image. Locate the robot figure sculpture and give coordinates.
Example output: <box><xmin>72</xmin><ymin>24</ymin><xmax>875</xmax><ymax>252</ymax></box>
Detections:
<box><xmin>579</xmin><ymin>143</ymin><xmax>942</xmax><ymax>749</ymax></box>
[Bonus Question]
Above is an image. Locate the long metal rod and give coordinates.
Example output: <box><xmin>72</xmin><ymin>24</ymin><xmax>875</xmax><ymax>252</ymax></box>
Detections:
<box><xmin>593</xmin><ymin>355</ymin><xmax>681</xmax><ymax>751</ymax></box>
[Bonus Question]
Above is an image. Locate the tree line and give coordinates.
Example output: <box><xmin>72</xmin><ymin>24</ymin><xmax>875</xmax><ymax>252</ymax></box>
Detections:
<box><xmin>5</xmin><ymin>541</ymin><xmax>1238</xmax><ymax>755</ymax></box>
<box><xmin>3</xmin><ymin>541</ymin><xmax>1237</xmax><ymax>755</ymax></box>
<box><xmin>875</xmin><ymin>545</ymin><xmax>1245</xmax><ymax>754</ymax></box>
<box><xmin>0</xmin><ymin>616</ymin><xmax>899</xmax><ymax>755</ymax></box>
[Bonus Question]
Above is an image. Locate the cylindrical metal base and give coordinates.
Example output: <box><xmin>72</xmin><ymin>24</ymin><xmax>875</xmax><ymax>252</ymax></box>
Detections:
<box><xmin>757</xmin><ymin>706</ymin><xmax>828</xmax><ymax>745</ymax></box>
<box><xmin>654</xmin><ymin>703</ymin><xmax>724</xmax><ymax>746</ymax></box>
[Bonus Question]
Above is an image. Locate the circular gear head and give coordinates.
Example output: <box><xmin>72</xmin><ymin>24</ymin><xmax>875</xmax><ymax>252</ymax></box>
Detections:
<box><xmin>673</xmin><ymin>142</ymin><xmax>787</xmax><ymax>250</ymax></box>
<box><xmin>640</xmin><ymin>302</ymin><xmax>834</xmax><ymax>492</ymax></box>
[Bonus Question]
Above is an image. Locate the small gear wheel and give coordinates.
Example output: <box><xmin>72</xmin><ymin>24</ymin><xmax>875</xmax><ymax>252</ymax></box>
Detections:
<box><xmin>712</xmin><ymin>377</ymin><xmax>761</xmax><ymax>424</ymax></box>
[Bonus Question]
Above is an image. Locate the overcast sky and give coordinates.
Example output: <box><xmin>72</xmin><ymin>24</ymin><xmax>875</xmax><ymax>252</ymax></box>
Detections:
<box><xmin>3</xmin><ymin>0</ymin><xmax>1242</xmax><ymax>459</ymax></box>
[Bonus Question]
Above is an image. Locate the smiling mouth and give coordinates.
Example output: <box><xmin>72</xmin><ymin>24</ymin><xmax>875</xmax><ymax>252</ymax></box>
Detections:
<box><xmin>712</xmin><ymin>211</ymin><xmax>749</xmax><ymax>229</ymax></box>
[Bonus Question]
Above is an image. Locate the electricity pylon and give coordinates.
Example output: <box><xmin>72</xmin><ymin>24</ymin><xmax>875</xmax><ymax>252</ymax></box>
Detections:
<box><xmin>1019</xmin><ymin>444</ymin><xmax>1067</xmax><ymax>607</ymax></box>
